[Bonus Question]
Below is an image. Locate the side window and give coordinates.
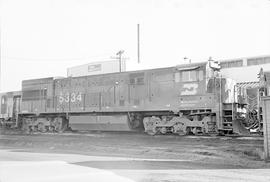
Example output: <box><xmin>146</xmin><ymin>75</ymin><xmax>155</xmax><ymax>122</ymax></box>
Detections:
<box><xmin>130</xmin><ymin>78</ymin><xmax>135</xmax><ymax>84</ymax></box>
<box><xmin>182</xmin><ymin>70</ymin><xmax>197</xmax><ymax>82</ymax></box>
<box><xmin>182</xmin><ymin>71</ymin><xmax>189</xmax><ymax>82</ymax></box>
<box><xmin>198</xmin><ymin>70</ymin><xmax>204</xmax><ymax>81</ymax></box>
<box><xmin>181</xmin><ymin>70</ymin><xmax>204</xmax><ymax>82</ymax></box>
<box><xmin>137</xmin><ymin>77</ymin><xmax>144</xmax><ymax>84</ymax></box>
<box><xmin>174</xmin><ymin>72</ymin><xmax>180</xmax><ymax>82</ymax></box>
<box><xmin>129</xmin><ymin>73</ymin><xmax>144</xmax><ymax>85</ymax></box>
<box><xmin>190</xmin><ymin>71</ymin><xmax>196</xmax><ymax>81</ymax></box>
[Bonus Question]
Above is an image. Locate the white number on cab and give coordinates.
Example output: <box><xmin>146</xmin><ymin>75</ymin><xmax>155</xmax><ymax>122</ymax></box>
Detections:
<box><xmin>59</xmin><ymin>92</ymin><xmax>82</xmax><ymax>103</ymax></box>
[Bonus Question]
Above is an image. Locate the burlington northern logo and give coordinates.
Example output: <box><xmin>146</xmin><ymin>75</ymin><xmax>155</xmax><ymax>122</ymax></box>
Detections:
<box><xmin>181</xmin><ymin>83</ymin><xmax>198</xmax><ymax>95</ymax></box>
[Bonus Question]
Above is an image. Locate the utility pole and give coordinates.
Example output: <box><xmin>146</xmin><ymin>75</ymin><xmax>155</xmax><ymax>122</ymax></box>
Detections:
<box><xmin>0</xmin><ymin>0</ymin><xmax>2</xmax><ymax>91</ymax></box>
<box><xmin>0</xmin><ymin>20</ymin><xmax>1</xmax><ymax>91</ymax></box>
<box><xmin>116</xmin><ymin>50</ymin><xmax>124</xmax><ymax>72</ymax></box>
<box><xmin>137</xmin><ymin>24</ymin><xmax>140</xmax><ymax>64</ymax></box>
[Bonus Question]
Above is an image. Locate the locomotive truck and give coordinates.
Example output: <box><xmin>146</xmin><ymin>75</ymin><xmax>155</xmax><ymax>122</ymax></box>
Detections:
<box><xmin>0</xmin><ymin>60</ymin><xmax>249</xmax><ymax>135</ymax></box>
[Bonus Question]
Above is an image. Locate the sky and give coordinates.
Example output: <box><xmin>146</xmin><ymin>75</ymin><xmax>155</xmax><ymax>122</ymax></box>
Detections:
<box><xmin>0</xmin><ymin>0</ymin><xmax>270</xmax><ymax>92</ymax></box>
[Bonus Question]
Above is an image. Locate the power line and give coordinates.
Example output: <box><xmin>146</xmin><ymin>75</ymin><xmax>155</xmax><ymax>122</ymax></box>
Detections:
<box><xmin>3</xmin><ymin>54</ymin><xmax>113</xmax><ymax>62</ymax></box>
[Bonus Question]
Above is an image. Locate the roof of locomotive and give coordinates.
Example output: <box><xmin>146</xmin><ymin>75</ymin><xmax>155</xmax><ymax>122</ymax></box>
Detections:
<box><xmin>0</xmin><ymin>90</ymin><xmax>22</xmax><ymax>96</ymax></box>
<box><xmin>22</xmin><ymin>77</ymin><xmax>54</xmax><ymax>84</ymax></box>
<box><xmin>55</xmin><ymin>61</ymin><xmax>207</xmax><ymax>81</ymax></box>
<box><xmin>20</xmin><ymin>61</ymin><xmax>207</xmax><ymax>85</ymax></box>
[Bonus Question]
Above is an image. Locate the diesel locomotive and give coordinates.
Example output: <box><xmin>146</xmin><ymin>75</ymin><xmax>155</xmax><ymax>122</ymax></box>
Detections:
<box><xmin>0</xmin><ymin>60</ymin><xmax>250</xmax><ymax>135</ymax></box>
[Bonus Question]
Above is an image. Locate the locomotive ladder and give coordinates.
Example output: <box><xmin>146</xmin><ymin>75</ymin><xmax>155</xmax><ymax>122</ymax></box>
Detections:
<box><xmin>222</xmin><ymin>103</ymin><xmax>234</xmax><ymax>134</ymax></box>
<box><xmin>222</xmin><ymin>102</ymin><xmax>249</xmax><ymax>135</ymax></box>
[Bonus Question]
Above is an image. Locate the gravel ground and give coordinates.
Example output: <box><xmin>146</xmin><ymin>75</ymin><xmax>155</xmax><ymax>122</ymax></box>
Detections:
<box><xmin>0</xmin><ymin>129</ymin><xmax>269</xmax><ymax>169</ymax></box>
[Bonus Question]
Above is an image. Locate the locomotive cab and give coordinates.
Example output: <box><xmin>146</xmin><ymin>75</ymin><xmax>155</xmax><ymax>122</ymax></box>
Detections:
<box><xmin>144</xmin><ymin>60</ymin><xmax>225</xmax><ymax>135</ymax></box>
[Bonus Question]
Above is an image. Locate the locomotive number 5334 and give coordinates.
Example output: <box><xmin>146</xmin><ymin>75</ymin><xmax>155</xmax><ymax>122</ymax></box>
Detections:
<box><xmin>58</xmin><ymin>92</ymin><xmax>82</xmax><ymax>103</ymax></box>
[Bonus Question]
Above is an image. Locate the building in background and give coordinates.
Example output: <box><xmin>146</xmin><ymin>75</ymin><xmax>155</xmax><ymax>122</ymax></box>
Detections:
<box><xmin>67</xmin><ymin>55</ymin><xmax>270</xmax><ymax>83</ymax></box>
<box><xmin>67</xmin><ymin>60</ymin><xmax>126</xmax><ymax>77</ymax></box>
<box><xmin>219</xmin><ymin>55</ymin><xmax>270</xmax><ymax>83</ymax></box>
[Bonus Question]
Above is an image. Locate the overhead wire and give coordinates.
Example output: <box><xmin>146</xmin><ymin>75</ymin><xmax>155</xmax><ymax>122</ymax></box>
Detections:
<box><xmin>2</xmin><ymin>53</ymin><xmax>114</xmax><ymax>62</ymax></box>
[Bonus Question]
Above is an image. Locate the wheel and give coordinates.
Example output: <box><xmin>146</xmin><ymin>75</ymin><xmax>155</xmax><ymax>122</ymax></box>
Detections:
<box><xmin>49</xmin><ymin>126</ymin><xmax>55</xmax><ymax>132</ymax></box>
<box><xmin>171</xmin><ymin>126</ymin><xmax>175</xmax><ymax>133</ymax></box>
<box><xmin>184</xmin><ymin>127</ymin><xmax>191</xmax><ymax>135</ymax></box>
<box><xmin>178</xmin><ymin>131</ymin><xmax>186</xmax><ymax>136</ymax></box>
<box><xmin>192</xmin><ymin>127</ymin><xmax>199</xmax><ymax>135</ymax></box>
<box><xmin>32</xmin><ymin>125</ymin><xmax>38</xmax><ymax>132</ymax></box>
<box><xmin>147</xmin><ymin>127</ymin><xmax>158</xmax><ymax>136</ymax></box>
<box><xmin>37</xmin><ymin>122</ymin><xmax>46</xmax><ymax>132</ymax></box>
<box><xmin>177</xmin><ymin>126</ymin><xmax>187</xmax><ymax>136</ymax></box>
<box><xmin>160</xmin><ymin>127</ymin><xmax>167</xmax><ymax>134</ymax></box>
<box><xmin>217</xmin><ymin>130</ymin><xmax>225</xmax><ymax>136</ymax></box>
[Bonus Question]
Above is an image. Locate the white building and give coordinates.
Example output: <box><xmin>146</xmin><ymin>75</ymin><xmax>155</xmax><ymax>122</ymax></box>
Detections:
<box><xmin>219</xmin><ymin>55</ymin><xmax>270</xmax><ymax>83</ymax></box>
<box><xmin>67</xmin><ymin>60</ymin><xmax>126</xmax><ymax>77</ymax></box>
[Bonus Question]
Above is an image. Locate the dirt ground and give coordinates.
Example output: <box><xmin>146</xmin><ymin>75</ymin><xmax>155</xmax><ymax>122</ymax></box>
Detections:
<box><xmin>0</xmin><ymin>129</ymin><xmax>270</xmax><ymax>169</ymax></box>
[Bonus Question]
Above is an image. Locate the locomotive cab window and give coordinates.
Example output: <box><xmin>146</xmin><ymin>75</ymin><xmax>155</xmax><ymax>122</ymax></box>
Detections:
<box><xmin>198</xmin><ymin>70</ymin><xmax>204</xmax><ymax>81</ymax></box>
<box><xmin>180</xmin><ymin>69</ymin><xmax>204</xmax><ymax>82</ymax></box>
<box><xmin>182</xmin><ymin>70</ymin><xmax>197</xmax><ymax>82</ymax></box>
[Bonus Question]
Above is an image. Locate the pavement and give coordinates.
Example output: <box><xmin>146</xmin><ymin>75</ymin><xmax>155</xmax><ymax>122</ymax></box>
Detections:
<box><xmin>1</xmin><ymin>149</ymin><xmax>270</xmax><ymax>182</ymax></box>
